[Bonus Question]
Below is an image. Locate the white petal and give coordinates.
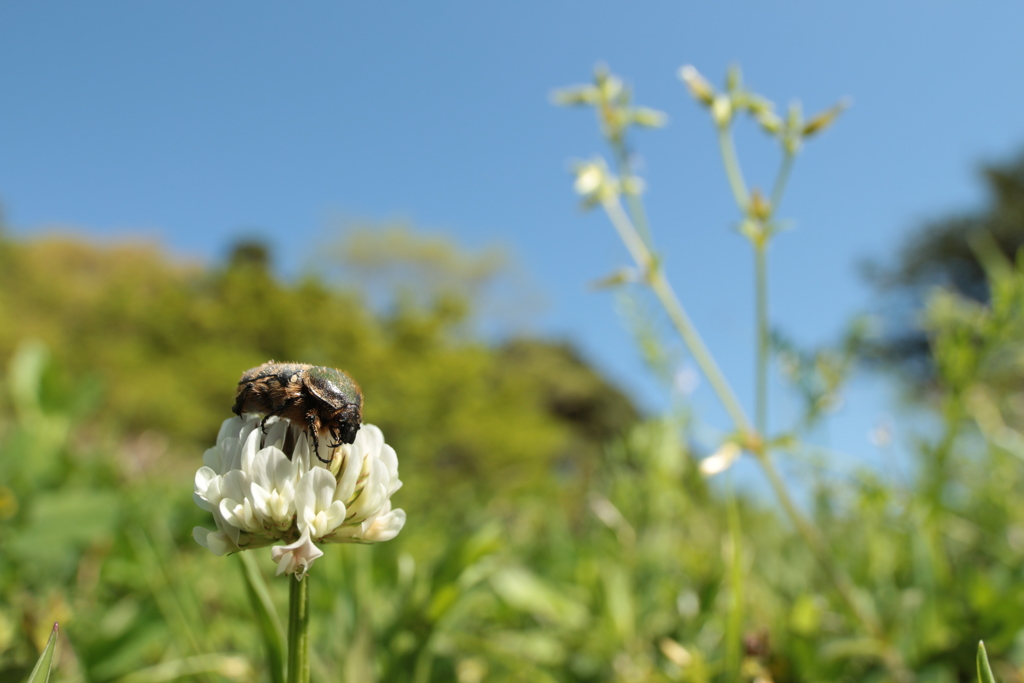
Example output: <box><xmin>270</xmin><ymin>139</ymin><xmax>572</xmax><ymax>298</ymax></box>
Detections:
<box><xmin>239</xmin><ymin>426</ymin><xmax>262</xmax><ymax>474</ymax></box>
<box><xmin>216</xmin><ymin>415</ymin><xmax>245</xmax><ymax>445</ymax></box>
<box><xmin>699</xmin><ymin>442</ymin><xmax>741</xmax><ymax>476</ymax></box>
<box><xmin>292</xmin><ymin>430</ymin><xmax>313</xmax><ymax>472</ymax></box>
<box><xmin>335</xmin><ymin>450</ymin><xmax>364</xmax><ymax>503</ymax></box>
<box><xmin>193</xmin><ymin>526</ymin><xmax>238</xmax><ymax>556</ymax></box>
<box><xmin>193</xmin><ymin>467</ymin><xmax>219</xmax><ymax>510</ymax></box>
<box><xmin>250</xmin><ymin>446</ymin><xmax>296</xmax><ymax>494</ymax></box>
<box><xmin>296</xmin><ymin>468</ymin><xmax>346</xmax><ymax>538</ymax></box>
<box><xmin>218</xmin><ymin>471</ymin><xmax>262</xmax><ymax>533</ymax></box>
<box><xmin>264</xmin><ymin>417</ymin><xmax>290</xmax><ymax>451</ymax></box>
<box><xmin>362</xmin><ymin>508</ymin><xmax>406</xmax><ymax>542</ymax></box>
<box><xmin>347</xmin><ymin>458</ymin><xmax>387</xmax><ymax>522</ymax></box>
<box><xmin>378</xmin><ymin>442</ymin><xmax>399</xmax><ymax>482</ymax></box>
<box><xmin>356</xmin><ymin>423</ymin><xmax>384</xmax><ymax>459</ymax></box>
<box><xmin>215</xmin><ymin>509</ymin><xmax>243</xmax><ymax>545</ymax></box>
<box><xmin>201</xmin><ymin>446</ymin><xmax>225</xmax><ymax>473</ymax></box>
<box><xmin>271</xmin><ymin>533</ymin><xmax>323</xmax><ymax>578</ymax></box>
<box><xmin>271</xmin><ymin>452</ymin><xmax>298</xmax><ymax>488</ymax></box>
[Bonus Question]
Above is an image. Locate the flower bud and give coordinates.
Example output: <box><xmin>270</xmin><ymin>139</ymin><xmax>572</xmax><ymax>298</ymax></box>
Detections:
<box><xmin>573</xmin><ymin>161</ymin><xmax>606</xmax><ymax>197</ymax></box>
<box><xmin>711</xmin><ymin>94</ymin><xmax>733</xmax><ymax>127</ymax></box>
<box><xmin>551</xmin><ymin>85</ymin><xmax>599</xmax><ymax>107</ymax></box>
<box><xmin>598</xmin><ymin>73</ymin><xmax>624</xmax><ymax>103</ymax></box>
<box><xmin>802</xmin><ymin>98</ymin><xmax>850</xmax><ymax>138</ymax></box>
<box><xmin>755</xmin><ymin>110</ymin><xmax>783</xmax><ymax>135</ymax></box>
<box><xmin>725</xmin><ymin>64</ymin><xmax>743</xmax><ymax>93</ymax></box>
<box><xmin>749</xmin><ymin>189</ymin><xmax>771</xmax><ymax>221</ymax></box>
<box><xmin>631</xmin><ymin>107</ymin><xmax>668</xmax><ymax>129</ymax></box>
<box><xmin>679</xmin><ymin>65</ymin><xmax>715</xmax><ymax>106</ymax></box>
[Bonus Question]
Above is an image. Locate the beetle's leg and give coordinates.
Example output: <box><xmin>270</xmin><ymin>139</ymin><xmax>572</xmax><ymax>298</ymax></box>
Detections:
<box><xmin>260</xmin><ymin>401</ymin><xmax>289</xmax><ymax>434</ymax></box>
<box><xmin>232</xmin><ymin>382</ymin><xmax>256</xmax><ymax>417</ymax></box>
<box><xmin>328</xmin><ymin>425</ymin><xmax>343</xmax><ymax>449</ymax></box>
<box><xmin>306</xmin><ymin>411</ymin><xmax>331</xmax><ymax>463</ymax></box>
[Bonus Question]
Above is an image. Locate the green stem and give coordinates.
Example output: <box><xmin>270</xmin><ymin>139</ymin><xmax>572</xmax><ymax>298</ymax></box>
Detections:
<box><xmin>755</xmin><ymin>242</ymin><xmax>769</xmax><ymax>436</ymax></box>
<box><xmin>603</xmin><ymin>198</ymin><xmax>753</xmax><ymax>438</ymax></box>
<box><xmin>717</xmin><ymin>126</ymin><xmax>749</xmax><ymax>210</ymax></box>
<box><xmin>287</xmin><ymin>576</ymin><xmax>310</xmax><ymax>683</ymax></box>
<box><xmin>724</xmin><ymin>475</ymin><xmax>744</xmax><ymax>680</ymax></box>
<box><xmin>770</xmin><ymin>150</ymin><xmax>795</xmax><ymax>212</ymax></box>
<box><xmin>612</xmin><ymin>144</ymin><xmax>654</xmax><ymax>249</ymax></box>
<box><xmin>754</xmin><ymin>450</ymin><xmax>889</xmax><ymax>645</ymax></box>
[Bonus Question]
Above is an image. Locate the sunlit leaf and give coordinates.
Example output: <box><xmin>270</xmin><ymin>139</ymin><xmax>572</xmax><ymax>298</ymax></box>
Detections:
<box><xmin>25</xmin><ymin>623</ymin><xmax>58</xmax><ymax>683</ymax></box>
<box><xmin>978</xmin><ymin>641</ymin><xmax>996</xmax><ymax>683</ymax></box>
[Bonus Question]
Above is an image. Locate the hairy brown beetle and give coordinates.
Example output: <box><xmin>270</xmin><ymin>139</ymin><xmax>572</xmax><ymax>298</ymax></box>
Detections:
<box><xmin>232</xmin><ymin>361</ymin><xmax>363</xmax><ymax>462</ymax></box>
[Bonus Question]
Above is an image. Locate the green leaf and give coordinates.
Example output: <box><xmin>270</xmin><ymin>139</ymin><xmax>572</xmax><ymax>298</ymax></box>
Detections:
<box><xmin>978</xmin><ymin>641</ymin><xmax>996</xmax><ymax>683</ymax></box>
<box><xmin>238</xmin><ymin>553</ymin><xmax>286</xmax><ymax>683</ymax></box>
<box><xmin>25</xmin><ymin>623</ymin><xmax>58</xmax><ymax>683</ymax></box>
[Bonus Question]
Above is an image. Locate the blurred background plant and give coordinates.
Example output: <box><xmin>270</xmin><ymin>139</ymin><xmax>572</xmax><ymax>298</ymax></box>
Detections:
<box><xmin>5</xmin><ymin>58</ymin><xmax>1024</xmax><ymax>683</ymax></box>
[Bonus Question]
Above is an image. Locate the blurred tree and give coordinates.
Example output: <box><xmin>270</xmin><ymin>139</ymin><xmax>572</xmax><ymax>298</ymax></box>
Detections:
<box><xmin>498</xmin><ymin>338</ymin><xmax>638</xmax><ymax>464</ymax></box>
<box><xmin>864</xmin><ymin>151</ymin><xmax>1024</xmax><ymax>383</ymax></box>
<box><xmin>226</xmin><ymin>237</ymin><xmax>273</xmax><ymax>272</ymax></box>
<box><xmin>0</xmin><ymin>229</ymin><xmax>637</xmax><ymax>506</ymax></box>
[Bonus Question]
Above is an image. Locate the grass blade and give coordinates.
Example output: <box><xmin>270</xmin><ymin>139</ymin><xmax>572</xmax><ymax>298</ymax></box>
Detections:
<box><xmin>978</xmin><ymin>641</ymin><xmax>996</xmax><ymax>683</ymax></box>
<box><xmin>238</xmin><ymin>553</ymin><xmax>286</xmax><ymax>683</ymax></box>
<box><xmin>25</xmin><ymin>623</ymin><xmax>58</xmax><ymax>683</ymax></box>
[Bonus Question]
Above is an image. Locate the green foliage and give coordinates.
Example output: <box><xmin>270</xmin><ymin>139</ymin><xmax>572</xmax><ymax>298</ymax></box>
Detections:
<box><xmin>865</xmin><ymin>151</ymin><xmax>1024</xmax><ymax>382</ymax></box>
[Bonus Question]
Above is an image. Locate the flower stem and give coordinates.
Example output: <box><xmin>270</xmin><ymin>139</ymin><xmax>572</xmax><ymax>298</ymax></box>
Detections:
<box><xmin>603</xmin><ymin>197</ymin><xmax>754</xmax><ymax>439</ymax></box>
<box><xmin>612</xmin><ymin>143</ymin><xmax>654</xmax><ymax>249</ymax></box>
<box><xmin>755</xmin><ymin>241</ymin><xmax>769</xmax><ymax>436</ymax></box>
<box><xmin>717</xmin><ymin>125</ymin><xmax>749</xmax><ymax>210</ymax></box>
<box><xmin>287</xmin><ymin>576</ymin><xmax>310</xmax><ymax>683</ymax></box>
<box><xmin>769</xmin><ymin>150</ymin><xmax>795</xmax><ymax>212</ymax></box>
<box><xmin>754</xmin><ymin>450</ymin><xmax>912</xmax><ymax>682</ymax></box>
<box><xmin>724</xmin><ymin>474</ymin><xmax>744</xmax><ymax>681</ymax></box>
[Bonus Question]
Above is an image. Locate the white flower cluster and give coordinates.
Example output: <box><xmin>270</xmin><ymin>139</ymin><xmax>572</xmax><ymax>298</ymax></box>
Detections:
<box><xmin>193</xmin><ymin>415</ymin><xmax>405</xmax><ymax>578</ymax></box>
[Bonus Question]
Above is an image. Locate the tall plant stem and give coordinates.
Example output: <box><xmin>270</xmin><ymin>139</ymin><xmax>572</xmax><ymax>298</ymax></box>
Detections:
<box><xmin>717</xmin><ymin>126</ymin><xmax>749</xmax><ymax>210</ymax></box>
<box><xmin>287</xmin><ymin>576</ymin><xmax>310</xmax><ymax>683</ymax></box>
<box><xmin>755</xmin><ymin>242</ymin><xmax>769</xmax><ymax>436</ymax></box>
<box><xmin>724</xmin><ymin>475</ymin><xmax>744</xmax><ymax>681</ymax></box>
<box><xmin>755</xmin><ymin>451</ymin><xmax>876</xmax><ymax>633</ymax></box>
<box><xmin>612</xmin><ymin>144</ymin><xmax>654</xmax><ymax>249</ymax></box>
<box><xmin>770</xmin><ymin>150</ymin><xmax>795</xmax><ymax>212</ymax></box>
<box><xmin>756</xmin><ymin>451</ymin><xmax>910</xmax><ymax>681</ymax></box>
<box><xmin>603</xmin><ymin>199</ymin><xmax>753</xmax><ymax>439</ymax></box>
<box><xmin>603</xmin><ymin>133</ymin><xmax>908</xmax><ymax>678</ymax></box>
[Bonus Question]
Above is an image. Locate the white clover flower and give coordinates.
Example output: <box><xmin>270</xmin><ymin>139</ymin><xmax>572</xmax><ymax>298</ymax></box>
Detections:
<box><xmin>193</xmin><ymin>415</ymin><xmax>406</xmax><ymax>578</ymax></box>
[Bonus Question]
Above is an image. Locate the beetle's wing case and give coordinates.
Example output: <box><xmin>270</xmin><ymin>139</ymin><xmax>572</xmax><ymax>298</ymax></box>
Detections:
<box><xmin>303</xmin><ymin>366</ymin><xmax>362</xmax><ymax>410</ymax></box>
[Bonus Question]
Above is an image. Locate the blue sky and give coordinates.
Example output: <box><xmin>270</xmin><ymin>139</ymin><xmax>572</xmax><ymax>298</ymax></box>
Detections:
<box><xmin>2</xmin><ymin>3</ymin><xmax>1023</xmax><ymax>471</ymax></box>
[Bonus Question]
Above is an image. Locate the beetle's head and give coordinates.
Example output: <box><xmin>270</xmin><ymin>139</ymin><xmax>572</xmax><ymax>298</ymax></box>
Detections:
<box><xmin>327</xmin><ymin>404</ymin><xmax>362</xmax><ymax>446</ymax></box>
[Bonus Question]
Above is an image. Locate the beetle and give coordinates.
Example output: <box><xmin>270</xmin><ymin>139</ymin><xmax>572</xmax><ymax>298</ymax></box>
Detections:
<box><xmin>232</xmin><ymin>361</ymin><xmax>363</xmax><ymax>462</ymax></box>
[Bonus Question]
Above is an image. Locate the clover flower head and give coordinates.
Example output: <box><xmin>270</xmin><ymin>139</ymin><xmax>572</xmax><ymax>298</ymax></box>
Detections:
<box><xmin>193</xmin><ymin>415</ymin><xmax>406</xmax><ymax>578</ymax></box>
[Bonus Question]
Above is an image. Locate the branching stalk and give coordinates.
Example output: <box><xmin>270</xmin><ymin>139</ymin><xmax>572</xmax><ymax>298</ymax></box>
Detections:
<box><xmin>717</xmin><ymin>126</ymin><xmax>750</xmax><ymax>210</ymax></box>
<box><xmin>770</xmin><ymin>150</ymin><xmax>795</xmax><ymax>212</ymax></box>
<box><xmin>591</xmin><ymin>79</ymin><xmax>909</xmax><ymax>679</ymax></box>
<box><xmin>613</xmin><ymin>145</ymin><xmax>654</xmax><ymax>249</ymax></box>
<box><xmin>602</xmin><ymin>198</ymin><xmax>754</xmax><ymax>438</ymax></box>
<box><xmin>724</xmin><ymin>475</ymin><xmax>744</xmax><ymax>681</ymax></box>
<box><xmin>755</xmin><ymin>243</ymin><xmax>769</xmax><ymax>436</ymax></box>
